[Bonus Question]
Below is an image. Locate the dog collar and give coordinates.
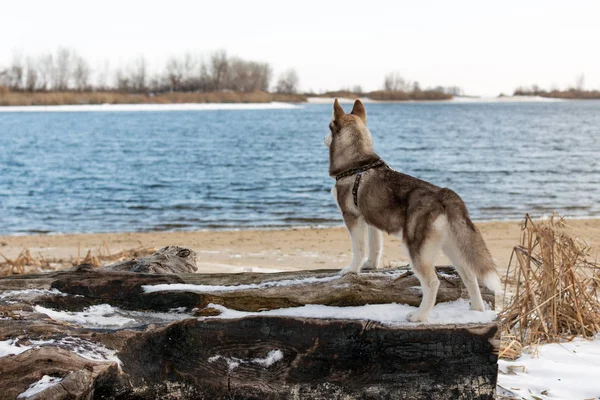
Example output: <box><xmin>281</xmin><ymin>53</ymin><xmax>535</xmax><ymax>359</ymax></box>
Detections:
<box><xmin>335</xmin><ymin>159</ymin><xmax>387</xmax><ymax>181</ymax></box>
<box><xmin>335</xmin><ymin>159</ymin><xmax>388</xmax><ymax>207</ymax></box>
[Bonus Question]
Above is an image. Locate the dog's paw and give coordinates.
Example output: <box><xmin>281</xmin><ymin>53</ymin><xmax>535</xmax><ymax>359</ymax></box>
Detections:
<box><xmin>469</xmin><ymin>303</ymin><xmax>485</xmax><ymax>312</ymax></box>
<box><xmin>406</xmin><ymin>310</ymin><xmax>429</xmax><ymax>323</ymax></box>
<box><xmin>339</xmin><ymin>266</ymin><xmax>358</xmax><ymax>276</ymax></box>
<box><xmin>360</xmin><ymin>260</ymin><xmax>381</xmax><ymax>271</ymax></box>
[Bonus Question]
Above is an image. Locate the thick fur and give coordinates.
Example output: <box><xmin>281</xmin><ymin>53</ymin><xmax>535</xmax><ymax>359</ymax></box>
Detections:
<box><xmin>326</xmin><ymin>99</ymin><xmax>501</xmax><ymax>322</ymax></box>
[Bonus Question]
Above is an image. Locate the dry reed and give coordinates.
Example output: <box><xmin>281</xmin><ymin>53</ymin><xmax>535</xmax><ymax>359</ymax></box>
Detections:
<box><xmin>0</xmin><ymin>242</ymin><xmax>155</xmax><ymax>276</ymax></box>
<box><xmin>499</xmin><ymin>214</ymin><xmax>600</xmax><ymax>349</ymax></box>
<box><xmin>0</xmin><ymin>89</ymin><xmax>306</xmax><ymax>106</ymax></box>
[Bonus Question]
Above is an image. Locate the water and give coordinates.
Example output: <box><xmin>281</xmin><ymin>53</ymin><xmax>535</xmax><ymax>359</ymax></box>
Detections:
<box><xmin>1</xmin><ymin>101</ymin><xmax>599</xmax><ymax>235</ymax></box>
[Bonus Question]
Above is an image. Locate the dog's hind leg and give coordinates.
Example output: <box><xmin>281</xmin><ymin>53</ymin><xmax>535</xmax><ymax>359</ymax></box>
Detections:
<box><xmin>404</xmin><ymin>217</ymin><xmax>446</xmax><ymax>322</ymax></box>
<box><xmin>442</xmin><ymin>243</ymin><xmax>485</xmax><ymax>311</ymax></box>
<box><xmin>361</xmin><ymin>225</ymin><xmax>383</xmax><ymax>271</ymax></box>
<box><xmin>340</xmin><ymin>215</ymin><xmax>368</xmax><ymax>275</ymax></box>
<box><xmin>405</xmin><ymin>244</ymin><xmax>441</xmax><ymax>322</ymax></box>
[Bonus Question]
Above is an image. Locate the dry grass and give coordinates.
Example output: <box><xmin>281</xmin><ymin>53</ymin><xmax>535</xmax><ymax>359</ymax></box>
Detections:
<box><xmin>0</xmin><ymin>90</ymin><xmax>306</xmax><ymax>106</ymax></box>
<box><xmin>0</xmin><ymin>87</ymin><xmax>457</xmax><ymax>106</ymax></box>
<box><xmin>498</xmin><ymin>334</ymin><xmax>523</xmax><ymax>361</ymax></box>
<box><xmin>499</xmin><ymin>214</ymin><xmax>600</xmax><ymax>353</ymax></box>
<box><xmin>0</xmin><ymin>242</ymin><xmax>156</xmax><ymax>276</ymax></box>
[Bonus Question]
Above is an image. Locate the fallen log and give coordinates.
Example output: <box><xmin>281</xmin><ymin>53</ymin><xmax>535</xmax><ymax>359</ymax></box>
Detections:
<box><xmin>0</xmin><ymin>266</ymin><xmax>494</xmax><ymax>312</ymax></box>
<box><xmin>0</xmin><ymin>348</ymin><xmax>119</xmax><ymax>400</ymax></box>
<box><xmin>120</xmin><ymin>317</ymin><xmax>498</xmax><ymax>400</ymax></box>
<box><xmin>0</xmin><ymin>265</ymin><xmax>499</xmax><ymax>399</ymax></box>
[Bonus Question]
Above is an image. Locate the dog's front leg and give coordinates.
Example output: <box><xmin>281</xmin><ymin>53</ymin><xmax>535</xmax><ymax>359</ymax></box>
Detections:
<box><xmin>361</xmin><ymin>225</ymin><xmax>383</xmax><ymax>271</ymax></box>
<box><xmin>340</xmin><ymin>215</ymin><xmax>367</xmax><ymax>275</ymax></box>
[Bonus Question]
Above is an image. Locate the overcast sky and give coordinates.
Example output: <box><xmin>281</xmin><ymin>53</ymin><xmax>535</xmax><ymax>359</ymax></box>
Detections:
<box><xmin>1</xmin><ymin>0</ymin><xmax>599</xmax><ymax>96</ymax></box>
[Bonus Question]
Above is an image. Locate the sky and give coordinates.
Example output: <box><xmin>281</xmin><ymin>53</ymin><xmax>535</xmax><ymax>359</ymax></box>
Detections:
<box><xmin>1</xmin><ymin>0</ymin><xmax>599</xmax><ymax>96</ymax></box>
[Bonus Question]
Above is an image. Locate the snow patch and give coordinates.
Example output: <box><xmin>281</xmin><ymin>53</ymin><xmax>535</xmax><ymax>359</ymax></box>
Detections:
<box><xmin>143</xmin><ymin>275</ymin><xmax>342</xmax><ymax>294</ymax></box>
<box><xmin>35</xmin><ymin>304</ymin><xmax>135</xmax><ymax>328</ymax></box>
<box><xmin>0</xmin><ymin>288</ymin><xmax>68</xmax><ymax>300</ymax></box>
<box><xmin>51</xmin><ymin>336</ymin><xmax>120</xmax><ymax>364</ymax></box>
<box><xmin>497</xmin><ymin>336</ymin><xmax>600</xmax><ymax>400</ymax></box>
<box><xmin>33</xmin><ymin>304</ymin><xmax>193</xmax><ymax>328</ymax></box>
<box><xmin>0</xmin><ymin>339</ymin><xmax>32</xmax><ymax>357</ymax></box>
<box><xmin>202</xmin><ymin>299</ymin><xmax>496</xmax><ymax>326</ymax></box>
<box><xmin>208</xmin><ymin>349</ymin><xmax>284</xmax><ymax>372</ymax></box>
<box><xmin>252</xmin><ymin>349</ymin><xmax>284</xmax><ymax>367</ymax></box>
<box><xmin>17</xmin><ymin>375</ymin><xmax>63</xmax><ymax>399</ymax></box>
<box><xmin>0</xmin><ymin>102</ymin><xmax>301</xmax><ymax>113</ymax></box>
<box><xmin>452</xmin><ymin>95</ymin><xmax>565</xmax><ymax>103</ymax></box>
<box><xmin>1</xmin><ymin>337</ymin><xmax>119</xmax><ymax>364</ymax></box>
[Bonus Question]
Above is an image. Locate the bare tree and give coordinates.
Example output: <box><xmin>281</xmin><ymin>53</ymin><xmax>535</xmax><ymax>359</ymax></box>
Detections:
<box><xmin>575</xmin><ymin>73</ymin><xmax>585</xmax><ymax>91</ymax></box>
<box><xmin>165</xmin><ymin>57</ymin><xmax>185</xmax><ymax>91</ymax></box>
<box><xmin>2</xmin><ymin>48</ymin><xmax>277</xmax><ymax>95</ymax></box>
<box><xmin>254</xmin><ymin>62</ymin><xmax>272</xmax><ymax>92</ymax></box>
<box><xmin>95</xmin><ymin>61</ymin><xmax>111</xmax><ymax>90</ymax></box>
<box><xmin>129</xmin><ymin>57</ymin><xmax>147</xmax><ymax>92</ymax></box>
<box><xmin>384</xmin><ymin>72</ymin><xmax>408</xmax><ymax>92</ymax></box>
<box><xmin>24</xmin><ymin>57</ymin><xmax>39</xmax><ymax>91</ymax></box>
<box><xmin>180</xmin><ymin>53</ymin><xmax>199</xmax><ymax>91</ymax></box>
<box><xmin>275</xmin><ymin>69</ymin><xmax>299</xmax><ymax>94</ymax></box>
<box><xmin>53</xmin><ymin>48</ymin><xmax>72</xmax><ymax>90</ymax></box>
<box><xmin>73</xmin><ymin>55</ymin><xmax>91</xmax><ymax>91</ymax></box>
<box><xmin>4</xmin><ymin>53</ymin><xmax>25</xmax><ymax>90</ymax></box>
<box><xmin>412</xmin><ymin>81</ymin><xmax>421</xmax><ymax>93</ymax></box>
<box><xmin>0</xmin><ymin>69</ymin><xmax>7</xmax><ymax>88</ymax></box>
<box><xmin>209</xmin><ymin>50</ymin><xmax>230</xmax><ymax>91</ymax></box>
<box><xmin>228</xmin><ymin>58</ymin><xmax>248</xmax><ymax>92</ymax></box>
<box><xmin>445</xmin><ymin>86</ymin><xmax>463</xmax><ymax>96</ymax></box>
<box><xmin>114</xmin><ymin>68</ymin><xmax>130</xmax><ymax>92</ymax></box>
<box><xmin>37</xmin><ymin>53</ymin><xmax>54</xmax><ymax>91</ymax></box>
<box><xmin>352</xmin><ymin>85</ymin><xmax>363</xmax><ymax>95</ymax></box>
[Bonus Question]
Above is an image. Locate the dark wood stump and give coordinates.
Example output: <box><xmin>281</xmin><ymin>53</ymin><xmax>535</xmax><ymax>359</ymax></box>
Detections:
<box><xmin>119</xmin><ymin>317</ymin><xmax>498</xmax><ymax>400</ymax></box>
<box><xmin>0</xmin><ymin>264</ymin><xmax>499</xmax><ymax>400</ymax></box>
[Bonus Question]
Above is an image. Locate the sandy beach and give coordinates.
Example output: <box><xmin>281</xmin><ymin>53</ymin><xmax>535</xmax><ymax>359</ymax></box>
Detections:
<box><xmin>2</xmin><ymin>219</ymin><xmax>599</xmax><ymax>276</ymax></box>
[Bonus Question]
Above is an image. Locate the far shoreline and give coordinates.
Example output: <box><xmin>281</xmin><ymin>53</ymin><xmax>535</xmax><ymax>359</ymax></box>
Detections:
<box><xmin>0</xmin><ymin>95</ymin><xmax>590</xmax><ymax>112</ymax></box>
<box><xmin>3</xmin><ymin>88</ymin><xmax>599</xmax><ymax>109</ymax></box>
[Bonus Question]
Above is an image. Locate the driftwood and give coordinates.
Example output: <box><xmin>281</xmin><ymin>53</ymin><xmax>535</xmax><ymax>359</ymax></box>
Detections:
<box><xmin>98</xmin><ymin>245</ymin><xmax>197</xmax><ymax>274</ymax></box>
<box><xmin>0</xmin><ymin>348</ymin><xmax>119</xmax><ymax>400</ymax></box>
<box><xmin>0</xmin><ymin>263</ymin><xmax>499</xmax><ymax>400</ymax></box>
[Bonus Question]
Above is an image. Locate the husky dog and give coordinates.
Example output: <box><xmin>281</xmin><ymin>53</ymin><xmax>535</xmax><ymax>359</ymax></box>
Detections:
<box><xmin>325</xmin><ymin>99</ymin><xmax>501</xmax><ymax>322</ymax></box>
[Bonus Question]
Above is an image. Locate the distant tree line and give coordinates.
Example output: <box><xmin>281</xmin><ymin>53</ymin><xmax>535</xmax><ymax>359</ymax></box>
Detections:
<box><xmin>0</xmin><ymin>51</ymin><xmax>462</xmax><ymax>103</ymax></box>
<box><xmin>383</xmin><ymin>71</ymin><xmax>463</xmax><ymax>96</ymax></box>
<box><xmin>513</xmin><ymin>74</ymin><xmax>600</xmax><ymax>99</ymax></box>
<box><xmin>0</xmin><ymin>48</ymin><xmax>300</xmax><ymax>94</ymax></box>
<box><xmin>314</xmin><ymin>72</ymin><xmax>460</xmax><ymax>101</ymax></box>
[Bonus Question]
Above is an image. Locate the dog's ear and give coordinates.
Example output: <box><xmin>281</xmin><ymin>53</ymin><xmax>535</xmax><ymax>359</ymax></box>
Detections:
<box><xmin>333</xmin><ymin>98</ymin><xmax>345</xmax><ymax>121</ymax></box>
<box><xmin>350</xmin><ymin>99</ymin><xmax>366</xmax><ymax>124</ymax></box>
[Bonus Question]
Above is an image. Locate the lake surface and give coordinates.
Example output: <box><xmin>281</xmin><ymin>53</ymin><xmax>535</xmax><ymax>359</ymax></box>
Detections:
<box><xmin>1</xmin><ymin>101</ymin><xmax>599</xmax><ymax>235</ymax></box>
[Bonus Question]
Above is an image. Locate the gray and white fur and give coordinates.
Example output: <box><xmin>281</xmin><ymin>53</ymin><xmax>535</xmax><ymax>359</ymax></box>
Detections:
<box><xmin>325</xmin><ymin>99</ymin><xmax>501</xmax><ymax>322</ymax></box>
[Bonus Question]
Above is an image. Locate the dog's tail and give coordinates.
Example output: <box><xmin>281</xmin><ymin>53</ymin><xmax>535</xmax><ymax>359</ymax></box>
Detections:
<box><xmin>442</xmin><ymin>190</ymin><xmax>501</xmax><ymax>293</ymax></box>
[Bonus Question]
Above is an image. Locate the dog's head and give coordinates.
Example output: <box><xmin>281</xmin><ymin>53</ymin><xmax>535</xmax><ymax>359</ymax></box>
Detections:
<box><xmin>324</xmin><ymin>98</ymin><xmax>372</xmax><ymax>150</ymax></box>
<box><xmin>324</xmin><ymin>98</ymin><xmax>369</xmax><ymax>149</ymax></box>
<box><xmin>325</xmin><ymin>99</ymin><xmax>378</xmax><ymax>176</ymax></box>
